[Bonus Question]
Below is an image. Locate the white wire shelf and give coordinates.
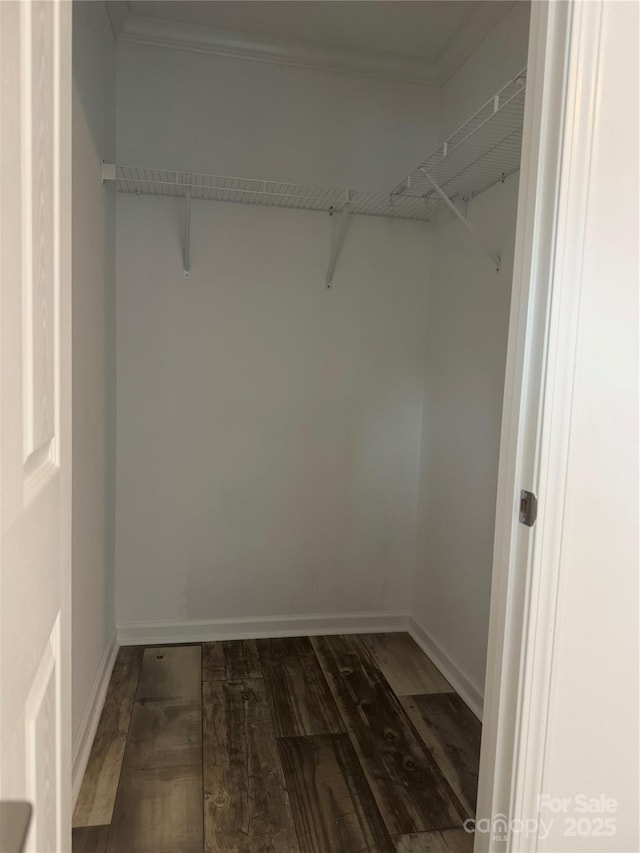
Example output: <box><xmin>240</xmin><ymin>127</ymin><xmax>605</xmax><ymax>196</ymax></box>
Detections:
<box><xmin>112</xmin><ymin>167</ymin><xmax>437</xmax><ymax>221</ymax></box>
<box><xmin>105</xmin><ymin>68</ymin><xmax>527</xmax><ymax>278</ymax></box>
<box><xmin>110</xmin><ymin>67</ymin><xmax>526</xmax><ymax>225</ymax></box>
<box><xmin>390</xmin><ymin>67</ymin><xmax>527</xmax><ymax>215</ymax></box>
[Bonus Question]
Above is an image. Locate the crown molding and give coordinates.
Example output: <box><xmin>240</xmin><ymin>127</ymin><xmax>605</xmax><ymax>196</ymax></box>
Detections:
<box><xmin>118</xmin><ymin>4</ymin><xmax>520</xmax><ymax>87</ymax></box>
<box><xmin>437</xmin><ymin>1</ymin><xmax>518</xmax><ymax>83</ymax></box>
<box><xmin>105</xmin><ymin>0</ymin><xmax>130</xmax><ymax>39</ymax></box>
<box><xmin>118</xmin><ymin>15</ymin><xmax>442</xmax><ymax>86</ymax></box>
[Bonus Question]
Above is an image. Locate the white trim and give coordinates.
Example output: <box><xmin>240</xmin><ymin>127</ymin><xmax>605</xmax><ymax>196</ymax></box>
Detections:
<box><xmin>116</xmin><ymin>7</ymin><xmax>515</xmax><ymax>87</ymax></box>
<box><xmin>476</xmin><ymin>4</ymin><xmax>572</xmax><ymax>848</ymax></box>
<box><xmin>476</xmin><ymin>2</ymin><xmax>609</xmax><ymax>852</ymax></box>
<box><xmin>476</xmin><ymin>6</ymin><xmax>570</xmax><ymax>843</ymax></box>
<box><xmin>71</xmin><ymin>630</ymin><xmax>118</xmax><ymax>807</ymax></box>
<box><xmin>504</xmin><ymin>4</ymin><xmax>605</xmax><ymax>850</ymax></box>
<box><xmin>118</xmin><ymin>16</ymin><xmax>439</xmax><ymax>86</ymax></box>
<box><xmin>408</xmin><ymin>616</ymin><xmax>484</xmax><ymax>721</ymax></box>
<box><xmin>117</xmin><ymin>611</ymin><xmax>409</xmax><ymax>646</ymax></box>
<box><xmin>105</xmin><ymin>1</ymin><xmax>129</xmax><ymax>40</ymax></box>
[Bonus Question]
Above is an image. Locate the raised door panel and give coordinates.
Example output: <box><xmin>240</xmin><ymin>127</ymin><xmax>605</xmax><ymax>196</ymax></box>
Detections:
<box><xmin>21</xmin><ymin>0</ymin><xmax>58</xmax><ymax>495</ymax></box>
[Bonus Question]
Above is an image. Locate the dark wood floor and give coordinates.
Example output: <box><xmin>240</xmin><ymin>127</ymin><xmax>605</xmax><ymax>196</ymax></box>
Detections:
<box><xmin>73</xmin><ymin>633</ymin><xmax>481</xmax><ymax>853</ymax></box>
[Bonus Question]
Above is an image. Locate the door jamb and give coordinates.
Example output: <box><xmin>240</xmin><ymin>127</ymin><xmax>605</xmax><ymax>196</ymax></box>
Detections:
<box><xmin>475</xmin><ymin>1</ymin><xmax>606</xmax><ymax>850</ymax></box>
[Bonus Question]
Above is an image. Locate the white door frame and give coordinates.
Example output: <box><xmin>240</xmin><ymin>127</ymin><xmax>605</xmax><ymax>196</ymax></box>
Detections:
<box><xmin>477</xmin><ymin>1</ymin><xmax>609</xmax><ymax>850</ymax></box>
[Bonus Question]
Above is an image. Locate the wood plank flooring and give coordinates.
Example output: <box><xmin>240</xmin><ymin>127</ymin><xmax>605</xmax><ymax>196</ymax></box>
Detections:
<box><xmin>71</xmin><ymin>826</ymin><xmax>110</xmax><ymax>853</ymax></box>
<box><xmin>360</xmin><ymin>634</ymin><xmax>453</xmax><ymax>696</ymax></box>
<box><xmin>311</xmin><ymin>635</ymin><xmax>466</xmax><ymax>836</ymax></box>
<box><xmin>108</xmin><ymin>646</ymin><xmax>204</xmax><ymax>853</ymax></box>
<box><xmin>73</xmin><ymin>647</ymin><xmax>144</xmax><ymax>827</ymax></box>
<box><xmin>202</xmin><ymin>678</ymin><xmax>298</xmax><ymax>852</ymax></box>
<box><xmin>279</xmin><ymin>735</ymin><xmax>393</xmax><ymax>853</ymax></box>
<box><xmin>393</xmin><ymin>829</ymin><xmax>474</xmax><ymax>853</ymax></box>
<box><xmin>257</xmin><ymin>637</ymin><xmax>344</xmax><ymax>737</ymax></box>
<box><xmin>74</xmin><ymin>633</ymin><xmax>481</xmax><ymax>853</ymax></box>
<box><xmin>202</xmin><ymin>639</ymin><xmax>262</xmax><ymax>682</ymax></box>
<box><xmin>400</xmin><ymin>694</ymin><xmax>481</xmax><ymax>819</ymax></box>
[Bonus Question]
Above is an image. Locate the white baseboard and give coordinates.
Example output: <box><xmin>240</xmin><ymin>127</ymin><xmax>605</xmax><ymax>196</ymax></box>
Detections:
<box><xmin>408</xmin><ymin>615</ymin><xmax>484</xmax><ymax>721</ymax></box>
<box><xmin>117</xmin><ymin>611</ymin><xmax>410</xmax><ymax>646</ymax></box>
<box><xmin>72</xmin><ymin>630</ymin><xmax>119</xmax><ymax>807</ymax></box>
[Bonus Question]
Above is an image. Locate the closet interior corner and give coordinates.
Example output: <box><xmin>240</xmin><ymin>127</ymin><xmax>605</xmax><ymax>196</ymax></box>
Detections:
<box><xmin>71</xmin><ymin>2</ymin><xmax>532</xmax><ymax>850</ymax></box>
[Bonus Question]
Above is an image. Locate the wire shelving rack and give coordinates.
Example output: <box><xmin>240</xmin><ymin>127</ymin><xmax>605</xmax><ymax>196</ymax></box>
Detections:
<box><xmin>102</xmin><ymin>67</ymin><xmax>527</xmax><ymax>279</ymax></box>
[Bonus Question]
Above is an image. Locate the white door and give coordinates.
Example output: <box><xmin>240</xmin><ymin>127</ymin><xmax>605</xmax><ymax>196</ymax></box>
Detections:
<box><xmin>0</xmin><ymin>1</ymin><xmax>72</xmax><ymax>851</ymax></box>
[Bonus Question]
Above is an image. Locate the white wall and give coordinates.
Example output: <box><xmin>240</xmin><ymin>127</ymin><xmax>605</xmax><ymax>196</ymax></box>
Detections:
<box><xmin>412</xmin><ymin>175</ymin><xmax>519</xmax><ymax>709</ymax></box>
<box><xmin>115</xmin><ymin>199</ymin><xmax>430</xmax><ymax>631</ymax></box>
<box><xmin>72</xmin><ymin>2</ymin><xmax>116</xmax><ymax>745</ymax></box>
<box><xmin>411</xmin><ymin>1</ymin><xmax>530</xmax><ymax>711</ymax></box>
<box><xmin>114</xmin><ymin>13</ymin><xmax>533</xmax><ymax>649</ymax></box>
<box><xmin>115</xmin><ymin>37</ymin><xmax>440</xmax><ymax>634</ymax></box>
<box><xmin>442</xmin><ymin>1</ymin><xmax>531</xmax><ymax>135</ymax></box>
<box><xmin>116</xmin><ymin>42</ymin><xmax>441</xmax><ymax>190</ymax></box>
<box><xmin>539</xmin><ymin>2</ymin><xmax>638</xmax><ymax>848</ymax></box>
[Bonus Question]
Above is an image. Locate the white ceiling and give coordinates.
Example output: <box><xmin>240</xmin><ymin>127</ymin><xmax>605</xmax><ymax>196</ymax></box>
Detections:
<box><xmin>127</xmin><ymin>1</ymin><xmax>503</xmax><ymax>61</ymax></box>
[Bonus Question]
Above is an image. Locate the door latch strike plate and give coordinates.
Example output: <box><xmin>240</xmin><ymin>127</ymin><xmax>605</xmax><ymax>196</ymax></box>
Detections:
<box><xmin>519</xmin><ymin>490</ymin><xmax>537</xmax><ymax>527</ymax></box>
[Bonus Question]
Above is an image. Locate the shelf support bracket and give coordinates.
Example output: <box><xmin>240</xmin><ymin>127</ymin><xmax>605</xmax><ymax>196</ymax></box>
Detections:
<box><xmin>422</xmin><ymin>172</ymin><xmax>501</xmax><ymax>271</ymax></box>
<box><xmin>326</xmin><ymin>192</ymin><xmax>352</xmax><ymax>288</ymax></box>
<box><xmin>101</xmin><ymin>161</ymin><xmax>116</xmax><ymax>184</ymax></box>
<box><xmin>183</xmin><ymin>185</ymin><xmax>191</xmax><ymax>278</ymax></box>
